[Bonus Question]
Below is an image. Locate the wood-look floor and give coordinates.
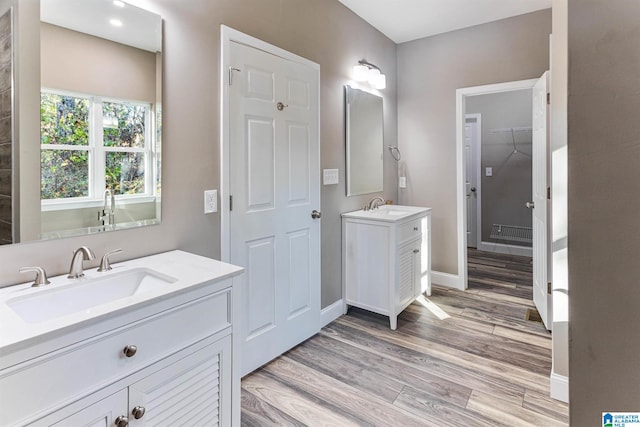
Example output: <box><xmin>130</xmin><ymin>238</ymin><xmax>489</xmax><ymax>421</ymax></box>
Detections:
<box><xmin>240</xmin><ymin>248</ymin><xmax>568</xmax><ymax>426</ymax></box>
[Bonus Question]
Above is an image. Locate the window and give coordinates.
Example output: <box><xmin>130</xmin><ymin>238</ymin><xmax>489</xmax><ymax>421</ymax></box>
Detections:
<box><xmin>41</xmin><ymin>90</ymin><xmax>156</xmax><ymax>206</ymax></box>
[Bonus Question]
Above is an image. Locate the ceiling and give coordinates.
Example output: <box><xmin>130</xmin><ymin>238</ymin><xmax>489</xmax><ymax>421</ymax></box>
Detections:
<box><xmin>337</xmin><ymin>0</ymin><xmax>552</xmax><ymax>44</ymax></box>
<box><xmin>41</xmin><ymin>0</ymin><xmax>162</xmax><ymax>52</ymax></box>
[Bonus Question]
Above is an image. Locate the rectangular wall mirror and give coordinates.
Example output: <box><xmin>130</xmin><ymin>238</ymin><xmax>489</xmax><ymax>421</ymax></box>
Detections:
<box><xmin>1</xmin><ymin>0</ymin><xmax>162</xmax><ymax>245</ymax></box>
<box><xmin>344</xmin><ymin>85</ymin><xmax>383</xmax><ymax>196</ymax></box>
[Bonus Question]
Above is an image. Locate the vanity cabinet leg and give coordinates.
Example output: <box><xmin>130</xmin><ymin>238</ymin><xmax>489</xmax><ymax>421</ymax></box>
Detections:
<box><xmin>390</xmin><ymin>316</ymin><xmax>397</xmax><ymax>330</ymax></box>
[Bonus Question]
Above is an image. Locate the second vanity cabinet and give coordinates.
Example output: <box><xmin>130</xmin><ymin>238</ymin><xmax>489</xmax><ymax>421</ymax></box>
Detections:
<box><xmin>0</xmin><ymin>251</ymin><xmax>243</xmax><ymax>427</ymax></box>
<box><xmin>342</xmin><ymin>206</ymin><xmax>431</xmax><ymax>330</ymax></box>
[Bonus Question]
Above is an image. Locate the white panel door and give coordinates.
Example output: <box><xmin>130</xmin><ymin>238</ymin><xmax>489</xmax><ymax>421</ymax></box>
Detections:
<box><xmin>465</xmin><ymin>115</ymin><xmax>480</xmax><ymax>248</ymax></box>
<box><xmin>229</xmin><ymin>42</ymin><xmax>320</xmax><ymax>376</ymax></box>
<box><xmin>531</xmin><ymin>71</ymin><xmax>550</xmax><ymax>330</ymax></box>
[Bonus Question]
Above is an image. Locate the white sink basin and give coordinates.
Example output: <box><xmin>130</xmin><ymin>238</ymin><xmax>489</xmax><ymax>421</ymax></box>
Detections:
<box><xmin>385</xmin><ymin>210</ymin><xmax>409</xmax><ymax>216</ymax></box>
<box><xmin>6</xmin><ymin>268</ymin><xmax>177</xmax><ymax>323</ymax></box>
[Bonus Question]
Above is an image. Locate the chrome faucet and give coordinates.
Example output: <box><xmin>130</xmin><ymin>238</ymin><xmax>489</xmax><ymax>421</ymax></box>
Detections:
<box><xmin>365</xmin><ymin>196</ymin><xmax>386</xmax><ymax>211</ymax></box>
<box><xmin>68</xmin><ymin>246</ymin><xmax>96</xmax><ymax>279</ymax></box>
<box><xmin>98</xmin><ymin>189</ymin><xmax>116</xmax><ymax>228</ymax></box>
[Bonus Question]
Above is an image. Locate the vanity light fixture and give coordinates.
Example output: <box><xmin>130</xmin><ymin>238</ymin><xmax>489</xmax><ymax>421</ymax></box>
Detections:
<box><xmin>352</xmin><ymin>59</ymin><xmax>386</xmax><ymax>90</ymax></box>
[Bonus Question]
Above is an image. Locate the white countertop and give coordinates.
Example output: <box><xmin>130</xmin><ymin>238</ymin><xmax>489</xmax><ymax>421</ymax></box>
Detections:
<box><xmin>0</xmin><ymin>250</ymin><xmax>243</xmax><ymax>351</ymax></box>
<box><xmin>342</xmin><ymin>204</ymin><xmax>431</xmax><ymax>222</ymax></box>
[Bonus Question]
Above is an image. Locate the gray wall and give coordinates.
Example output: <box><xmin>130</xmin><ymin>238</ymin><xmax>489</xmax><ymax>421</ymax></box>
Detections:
<box><xmin>568</xmin><ymin>0</ymin><xmax>640</xmax><ymax>423</ymax></box>
<box><xmin>397</xmin><ymin>10</ymin><xmax>550</xmax><ymax>274</ymax></box>
<box><xmin>41</xmin><ymin>23</ymin><xmax>157</xmax><ymax>102</ymax></box>
<box><xmin>0</xmin><ymin>0</ymin><xmax>397</xmax><ymax>311</ymax></box>
<box><xmin>466</xmin><ymin>90</ymin><xmax>532</xmax><ymax>246</ymax></box>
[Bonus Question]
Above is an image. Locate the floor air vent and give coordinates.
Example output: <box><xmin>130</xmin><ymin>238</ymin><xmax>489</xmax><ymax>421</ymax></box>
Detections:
<box><xmin>489</xmin><ymin>224</ymin><xmax>532</xmax><ymax>244</ymax></box>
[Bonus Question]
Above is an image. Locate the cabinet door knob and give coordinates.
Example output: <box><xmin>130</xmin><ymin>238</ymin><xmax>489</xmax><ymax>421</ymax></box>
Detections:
<box><xmin>123</xmin><ymin>345</ymin><xmax>138</xmax><ymax>358</ymax></box>
<box><xmin>115</xmin><ymin>415</ymin><xmax>129</xmax><ymax>427</ymax></box>
<box><xmin>413</xmin><ymin>227</ymin><xmax>419</xmax><ymax>231</ymax></box>
<box><xmin>132</xmin><ymin>406</ymin><xmax>146</xmax><ymax>419</ymax></box>
<box><xmin>413</xmin><ymin>249</ymin><xmax>420</xmax><ymax>254</ymax></box>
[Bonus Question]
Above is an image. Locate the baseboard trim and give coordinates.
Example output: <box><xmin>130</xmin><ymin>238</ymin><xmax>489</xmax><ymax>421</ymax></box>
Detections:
<box><xmin>431</xmin><ymin>271</ymin><xmax>465</xmax><ymax>291</ymax></box>
<box><xmin>320</xmin><ymin>299</ymin><xmax>344</xmax><ymax>328</ymax></box>
<box><xmin>478</xmin><ymin>241</ymin><xmax>533</xmax><ymax>257</ymax></box>
<box><xmin>550</xmin><ymin>372</ymin><xmax>569</xmax><ymax>403</ymax></box>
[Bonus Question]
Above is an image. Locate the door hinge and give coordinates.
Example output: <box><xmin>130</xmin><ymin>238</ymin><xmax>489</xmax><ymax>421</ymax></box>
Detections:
<box><xmin>547</xmin><ymin>186</ymin><xmax>551</xmax><ymax>200</ymax></box>
<box><xmin>229</xmin><ymin>67</ymin><xmax>241</xmax><ymax>85</ymax></box>
<box><xmin>229</xmin><ymin>195</ymin><xmax>233</xmax><ymax>211</ymax></box>
<box><xmin>547</xmin><ymin>282</ymin><xmax>552</xmax><ymax>294</ymax></box>
<box><xmin>546</xmin><ymin>92</ymin><xmax>551</xmax><ymax>105</ymax></box>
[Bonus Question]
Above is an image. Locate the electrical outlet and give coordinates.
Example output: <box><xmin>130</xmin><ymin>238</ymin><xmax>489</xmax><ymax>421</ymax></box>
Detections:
<box><xmin>399</xmin><ymin>176</ymin><xmax>407</xmax><ymax>188</ymax></box>
<box><xmin>485</xmin><ymin>167</ymin><xmax>493</xmax><ymax>177</ymax></box>
<box><xmin>204</xmin><ymin>190</ymin><xmax>217</xmax><ymax>213</ymax></box>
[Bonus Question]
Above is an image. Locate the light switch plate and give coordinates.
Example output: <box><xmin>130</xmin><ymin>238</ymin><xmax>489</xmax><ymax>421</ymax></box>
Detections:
<box><xmin>485</xmin><ymin>167</ymin><xmax>493</xmax><ymax>177</ymax></box>
<box><xmin>323</xmin><ymin>169</ymin><xmax>339</xmax><ymax>185</ymax></box>
<box><xmin>204</xmin><ymin>190</ymin><xmax>217</xmax><ymax>213</ymax></box>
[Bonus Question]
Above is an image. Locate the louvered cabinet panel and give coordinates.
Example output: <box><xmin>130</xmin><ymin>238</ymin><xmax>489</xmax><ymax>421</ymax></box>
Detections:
<box><xmin>397</xmin><ymin>239</ymin><xmax>421</xmax><ymax>308</ymax></box>
<box><xmin>129</xmin><ymin>336</ymin><xmax>232</xmax><ymax>427</ymax></box>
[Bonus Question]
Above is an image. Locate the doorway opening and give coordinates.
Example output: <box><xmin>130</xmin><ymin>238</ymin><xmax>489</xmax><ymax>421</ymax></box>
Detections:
<box><xmin>465</xmin><ymin>89</ymin><xmax>534</xmax><ymax>258</ymax></box>
<box><xmin>456</xmin><ymin>75</ymin><xmax>550</xmax><ymax>331</ymax></box>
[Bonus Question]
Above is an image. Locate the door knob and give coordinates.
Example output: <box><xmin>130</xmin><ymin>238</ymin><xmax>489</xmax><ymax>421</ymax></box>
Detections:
<box><xmin>525</xmin><ymin>201</ymin><xmax>535</xmax><ymax>209</ymax></box>
<box><xmin>470</xmin><ymin>187</ymin><xmax>476</xmax><ymax>192</ymax></box>
<box><xmin>311</xmin><ymin>210</ymin><xmax>321</xmax><ymax>219</ymax></box>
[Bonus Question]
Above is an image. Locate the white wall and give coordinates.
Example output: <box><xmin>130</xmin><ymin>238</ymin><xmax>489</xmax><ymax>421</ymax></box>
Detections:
<box><xmin>397</xmin><ymin>10</ymin><xmax>551</xmax><ymax>277</ymax></box>
<box><xmin>550</xmin><ymin>0</ymin><xmax>568</xmax><ymax>401</ymax></box>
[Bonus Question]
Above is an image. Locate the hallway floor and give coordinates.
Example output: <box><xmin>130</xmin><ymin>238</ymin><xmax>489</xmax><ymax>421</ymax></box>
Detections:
<box><xmin>240</xmin><ymin>249</ymin><xmax>568</xmax><ymax>426</ymax></box>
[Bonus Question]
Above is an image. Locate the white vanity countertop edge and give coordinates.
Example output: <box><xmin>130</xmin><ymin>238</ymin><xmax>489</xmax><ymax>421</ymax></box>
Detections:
<box><xmin>342</xmin><ymin>205</ymin><xmax>432</xmax><ymax>223</ymax></box>
<box><xmin>0</xmin><ymin>250</ymin><xmax>244</xmax><ymax>351</ymax></box>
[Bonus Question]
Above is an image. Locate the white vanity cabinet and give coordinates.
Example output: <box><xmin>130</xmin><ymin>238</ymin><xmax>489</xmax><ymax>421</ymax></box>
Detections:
<box><xmin>0</xmin><ymin>251</ymin><xmax>243</xmax><ymax>427</ymax></box>
<box><xmin>342</xmin><ymin>206</ymin><xmax>431</xmax><ymax>330</ymax></box>
<box><xmin>43</xmin><ymin>335</ymin><xmax>230</xmax><ymax>427</ymax></box>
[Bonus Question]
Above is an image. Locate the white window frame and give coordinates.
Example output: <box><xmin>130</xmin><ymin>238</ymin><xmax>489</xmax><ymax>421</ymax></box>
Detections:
<box><xmin>41</xmin><ymin>88</ymin><xmax>157</xmax><ymax>212</ymax></box>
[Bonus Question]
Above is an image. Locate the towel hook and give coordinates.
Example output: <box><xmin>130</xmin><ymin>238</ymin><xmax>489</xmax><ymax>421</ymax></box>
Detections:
<box><xmin>387</xmin><ymin>145</ymin><xmax>401</xmax><ymax>161</ymax></box>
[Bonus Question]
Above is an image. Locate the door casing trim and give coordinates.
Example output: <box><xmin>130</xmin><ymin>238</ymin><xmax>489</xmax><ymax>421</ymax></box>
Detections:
<box><xmin>455</xmin><ymin>78</ymin><xmax>538</xmax><ymax>289</ymax></box>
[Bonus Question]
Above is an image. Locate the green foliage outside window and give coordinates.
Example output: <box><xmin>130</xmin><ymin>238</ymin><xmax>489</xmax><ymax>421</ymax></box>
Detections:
<box><xmin>103</xmin><ymin>102</ymin><xmax>146</xmax><ymax>195</ymax></box>
<box><xmin>40</xmin><ymin>93</ymin><xmax>90</xmax><ymax>199</ymax></box>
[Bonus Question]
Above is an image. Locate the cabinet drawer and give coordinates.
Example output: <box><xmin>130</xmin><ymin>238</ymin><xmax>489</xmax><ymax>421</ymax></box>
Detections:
<box><xmin>0</xmin><ymin>288</ymin><xmax>230</xmax><ymax>426</ymax></box>
<box><xmin>398</xmin><ymin>218</ymin><xmax>422</xmax><ymax>244</ymax></box>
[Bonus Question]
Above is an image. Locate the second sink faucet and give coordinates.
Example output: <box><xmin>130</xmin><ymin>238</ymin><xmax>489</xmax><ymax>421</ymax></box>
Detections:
<box><xmin>68</xmin><ymin>246</ymin><xmax>96</xmax><ymax>279</ymax></box>
<box><xmin>366</xmin><ymin>196</ymin><xmax>386</xmax><ymax>211</ymax></box>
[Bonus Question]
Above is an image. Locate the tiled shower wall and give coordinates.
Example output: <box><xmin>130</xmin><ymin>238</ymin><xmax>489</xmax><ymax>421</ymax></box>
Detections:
<box><xmin>0</xmin><ymin>9</ymin><xmax>11</xmax><ymax>245</ymax></box>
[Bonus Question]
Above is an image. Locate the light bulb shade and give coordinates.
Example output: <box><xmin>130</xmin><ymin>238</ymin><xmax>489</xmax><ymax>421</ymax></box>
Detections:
<box><xmin>372</xmin><ymin>73</ymin><xmax>386</xmax><ymax>90</ymax></box>
<box><xmin>352</xmin><ymin>64</ymin><xmax>369</xmax><ymax>82</ymax></box>
<box><xmin>366</xmin><ymin>67</ymin><xmax>381</xmax><ymax>85</ymax></box>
